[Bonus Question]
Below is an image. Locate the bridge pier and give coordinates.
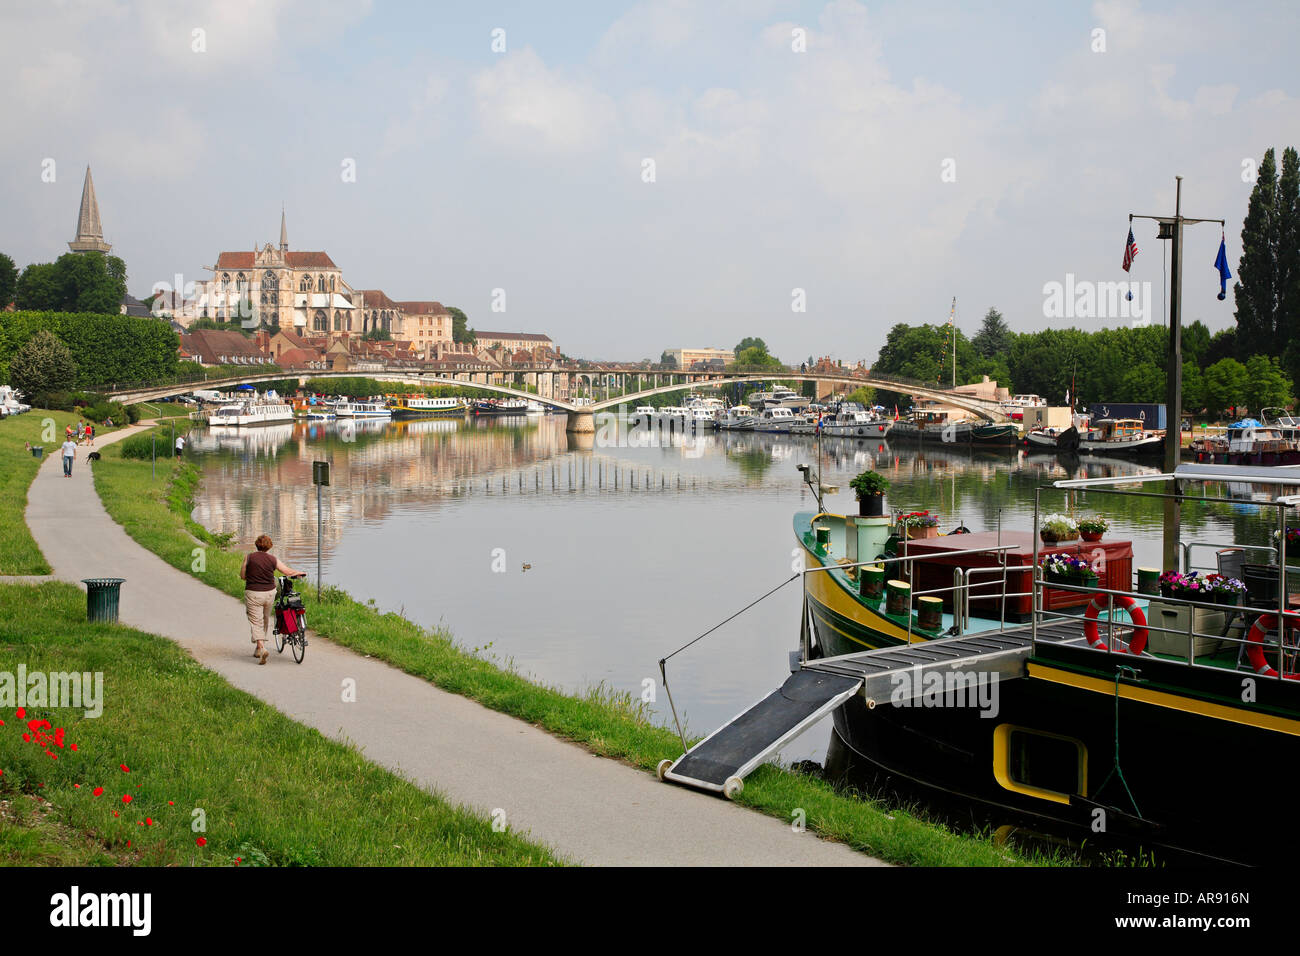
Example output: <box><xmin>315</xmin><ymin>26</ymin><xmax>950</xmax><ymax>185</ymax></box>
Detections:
<box><xmin>565</xmin><ymin>409</ymin><xmax>595</xmax><ymax>434</ymax></box>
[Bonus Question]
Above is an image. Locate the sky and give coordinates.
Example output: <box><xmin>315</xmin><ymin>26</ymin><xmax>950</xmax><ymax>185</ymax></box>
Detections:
<box><xmin>2</xmin><ymin>0</ymin><xmax>1298</xmax><ymax>363</ymax></box>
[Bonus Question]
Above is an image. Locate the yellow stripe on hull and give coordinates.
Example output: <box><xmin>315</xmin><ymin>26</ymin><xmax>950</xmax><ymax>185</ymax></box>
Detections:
<box><xmin>1028</xmin><ymin>661</ymin><xmax>1300</xmax><ymax>737</ymax></box>
<box><xmin>801</xmin><ymin>542</ymin><xmax>923</xmax><ymax>646</ymax></box>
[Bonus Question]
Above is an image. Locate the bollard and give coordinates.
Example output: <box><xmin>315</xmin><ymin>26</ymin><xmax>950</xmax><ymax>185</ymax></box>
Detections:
<box><xmin>917</xmin><ymin>596</ymin><xmax>943</xmax><ymax>631</ymax></box>
<box><xmin>82</xmin><ymin>578</ymin><xmax>126</xmax><ymax>623</ymax></box>
<box><xmin>885</xmin><ymin>580</ymin><xmax>911</xmax><ymax>617</ymax></box>
<box><xmin>815</xmin><ymin>525</ymin><xmax>830</xmax><ymax>551</ymax></box>
<box><xmin>1136</xmin><ymin>567</ymin><xmax>1160</xmax><ymax>596</ymax></box>
<box><xmin>860</xmin><ymin>564</ymin><xmax>885</xmax><ymax>600</ymax></box>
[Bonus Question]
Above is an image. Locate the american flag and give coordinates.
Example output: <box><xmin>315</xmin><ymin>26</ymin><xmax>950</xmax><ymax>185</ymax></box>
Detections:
<box><xmin>1122</xmin><ymin>227</ymin><xmax>1138</xmax><ymax>272</ymax></box>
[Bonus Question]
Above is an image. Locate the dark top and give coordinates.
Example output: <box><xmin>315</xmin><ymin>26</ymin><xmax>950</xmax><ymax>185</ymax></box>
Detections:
<box><xmin>244</xmin><ymin>551</ymin><xmax>278</xmax><ymax>592</ymax></box>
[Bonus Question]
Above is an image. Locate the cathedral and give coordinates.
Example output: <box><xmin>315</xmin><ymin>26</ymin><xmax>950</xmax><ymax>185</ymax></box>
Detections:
<box><xmin>193</xmin><ymin>211</ymin><xmax>448</xmax><ymax>348</ymax></box>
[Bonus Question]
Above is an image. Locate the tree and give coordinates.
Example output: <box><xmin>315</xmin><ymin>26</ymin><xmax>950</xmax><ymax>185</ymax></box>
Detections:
<box><xmin>448</xmin><ymin>306</ymin><xmax>476</xmax><ymax>346</ymax></box>
<box><xmin>1202</xmin><ymin>358</ymin><xmax>1249</xmax><ymax>416</ymax></box>
<box><xmin>0</xmin><ymin>252</ymin><xmax>16</xmax><ymax>308</ymax></box>
<box><xmin>1234</xmin><ymin>146</ymin><xmax>1300</xmax><ymax>366</ymax></box>
<box><xmin>734</xmin><ymin>336</ymin><xmax>767</xmax><ymax>355</ymax></box>
<box><xmin>9</xmin><ymin>329</ymin><xmax>77</xmax><ymax>405</ymax></box>
<box><xmin>1205</xmin><ymin>328</ymin><xmax>1237</xmax><ymax>366</ymax></box>
<box><xmin>1182</xmin><ymin>320</ymin><xmax>1210</xmax><ymax>367</ymax></box>
<box><xmin>14</xmin><ymin>251</ymin><xmax>127</xmax><ymax>314</ymax></box>
<box><xmin>1279</xmin><ymin>148</ymin><xmax>1300</xmax><ymax>382</ymax></box>
<box><xmin>659</xmin><ymin>350</ymin><xmax>678</xmax><ymax>368</ymax></box>
<box><xmin>845</xmin><ymin>385</ymin><xmax>876</xmax><ymax>407</ymax></box>
<box><xmin>363</xmin><ymin>326</ymin><xmax>392</xmax><ymax>341</ymax></box>
<box><xmin>1182</xmin><ymin>362</ymin><xmax>1205</xmax><ymax>413</ymax></box>
<box><xmin>971</xmin><ymin>307</ymin><xmax>1011</xmax><ymax>359</ymax></box>
<box><xmin>1242</xmin><ymin>354</ymin><xmax>1294</xmax><ymax>412</ymax></box>
<box><xmin>736</xmin><ymin>345</ymin><xmax>781</xmax><ymax>369</ymax></box>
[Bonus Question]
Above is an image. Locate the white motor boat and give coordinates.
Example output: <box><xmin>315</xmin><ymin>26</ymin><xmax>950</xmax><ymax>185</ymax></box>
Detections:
<box><xmin>334</xmin><ymin>400</ymin><xmax>393</xmax><ymax>419</ymax></box>
<box><xmin>717</xmin><ymin>405</ymin><xmax>755</xmax><ymax>431</ymax></box>
<box><xmin>824</xmin><ymin>407</ymin><xmax>892</xmax><ymax>439</ymax></box>
<box><xmin>208</xmin><ymin>400</ymin><xmax>295</xmax><ymax>427</ymax></box>
<box><xmin>754</xmin><ymin>406</ymin><xmax>797</xmax><ymax>433</ymax></box>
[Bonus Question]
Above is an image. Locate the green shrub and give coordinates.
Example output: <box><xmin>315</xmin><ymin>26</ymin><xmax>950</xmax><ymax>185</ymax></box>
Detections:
<box><xmin>120</xmin><ymin>431</ymin><xmax>164</xmax><ymax>460</ymax></box>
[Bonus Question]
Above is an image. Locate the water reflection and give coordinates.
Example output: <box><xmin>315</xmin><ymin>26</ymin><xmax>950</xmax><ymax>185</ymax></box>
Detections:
<box><xmin>190</xmin><ymin>417</ymin><xmax>1281</xmax><ymax>763</ymax></box>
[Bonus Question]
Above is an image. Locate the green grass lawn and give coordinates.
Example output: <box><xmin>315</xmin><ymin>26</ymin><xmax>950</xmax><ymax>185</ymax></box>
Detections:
<box><xmin>0</xmin><ymin>581</ymin><xmax>564</xmax><ymax>866</ymax></box>
<box><xmin>91</xmin><ymin>443</ymin><xmax>1059</xmax><ymax>866</ymax></box>
<box><xmin>0</xmin><ymin>409</ymin><xmax>124</xmax><ymax>575</ymax></box>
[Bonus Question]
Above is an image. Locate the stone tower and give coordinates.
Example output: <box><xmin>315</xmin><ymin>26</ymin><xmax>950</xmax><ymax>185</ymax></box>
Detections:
<box><xmin>68</xmin><ymin>166</ymin><xmax>112</xmax><ymax>254</ymax></box>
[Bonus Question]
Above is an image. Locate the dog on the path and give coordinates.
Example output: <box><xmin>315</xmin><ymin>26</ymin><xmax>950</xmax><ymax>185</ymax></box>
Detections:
<box><xmin>87</xmin><ymin>451</ymin><xmax>101</xmax><ymax>462</ymax></box>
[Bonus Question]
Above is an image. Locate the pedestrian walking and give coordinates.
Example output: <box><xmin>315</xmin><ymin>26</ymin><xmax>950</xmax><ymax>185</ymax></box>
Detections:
<box><xmin>239</xmin><ymin>535</ymin><xmax>304</xmax><ymax>664</ymax></box>
<box><xmin>61</xmin><ymin>438</ymin><xmax>77</xmax><ymax>477</ymax></box>
<box><xmin>84</xmin><ymin>422</ymin><xmax>93</xmax><ymax>446</ymax></box>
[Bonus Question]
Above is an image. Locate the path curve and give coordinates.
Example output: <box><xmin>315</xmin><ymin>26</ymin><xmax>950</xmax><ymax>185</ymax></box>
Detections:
<box><xmin>24</xmin><ymin>425</ymin><xmax>881</xmax><ymax>866</ymax></box>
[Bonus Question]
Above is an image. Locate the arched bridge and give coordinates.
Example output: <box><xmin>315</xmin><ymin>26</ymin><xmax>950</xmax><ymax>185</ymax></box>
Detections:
<box><xmin>106</xmin><ymin>366</ymin><xmax>1008</xmax><ymax>431</ymax></box>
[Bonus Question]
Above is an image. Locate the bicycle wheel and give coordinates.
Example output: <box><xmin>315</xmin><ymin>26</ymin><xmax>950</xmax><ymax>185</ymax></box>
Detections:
<box><xmin>292</xmin><ymin>620</ymin><xmax>307</xmax><ymax>663</ymax></box>
<box><xmin>274</xmin><ymin>626</ymin><xmax>286</xmax><ymax>653</ymax></box>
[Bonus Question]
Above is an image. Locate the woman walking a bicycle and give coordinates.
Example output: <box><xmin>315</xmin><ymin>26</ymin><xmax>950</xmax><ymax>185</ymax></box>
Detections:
<box><xmin>240</xmin><ymin>534</ymin><xmax>304</xmax><ymax>664</ymax></box>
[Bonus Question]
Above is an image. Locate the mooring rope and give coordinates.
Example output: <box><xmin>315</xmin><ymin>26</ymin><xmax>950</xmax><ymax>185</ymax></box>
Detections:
<box><xmin>1094</xmin><ymin>664</ymin><xmax>1143</xmax><ymax>820</ymax></box>
<box><xmin>658</xmin><ymin>572</ymin><xmax>801</xmax><ymax>753</ymax></box>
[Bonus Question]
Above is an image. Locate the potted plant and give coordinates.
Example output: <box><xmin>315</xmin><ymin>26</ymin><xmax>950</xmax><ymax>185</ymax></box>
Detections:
<box><xmin>899</xmin><ymin>511</ymin><xmax>941</xmax><ymax>539</ymax></box>
<box><xmin>1273</xmin><ymin>527</ymin><xmax>1300</xmax><ymax>565</ymax></box>
<box><xmin>850</xmin><ymin>470</ymin><xmax>889</xmax><ymax>517</ymax></box>
<box><xmin>1078</xmin><ymin>515</ymin><xmax>1109</xmax><ymax>542</ymax></box>
<box><xmin>1159</xmin><ymin>570</ymin><xmax>1212</xmax><ymax>601</ymax></box>
<box><xmin>1040</xmin><ymin>553</ymin><xmax>1097</xmax><ymax>585</ymax></box>
<box><xmin>1204</xmin><ymin>573</ymin><xmax>1247</xmax><ymax>605</ymax></box>
<box><xmin>1040</xmin><ymin>513</ymin><xmax>1079</xmax><ymax>544</ymax></box>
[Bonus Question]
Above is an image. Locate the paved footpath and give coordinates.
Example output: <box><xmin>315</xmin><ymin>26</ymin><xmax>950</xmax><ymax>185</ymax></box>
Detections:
<box><xmin>23</xmin><ymin>425</ymin><xmax>881</xmax><ymax>866</ymax></box>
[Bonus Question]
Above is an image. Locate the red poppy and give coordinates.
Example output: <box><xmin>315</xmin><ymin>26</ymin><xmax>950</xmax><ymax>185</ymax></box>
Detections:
<box><xmin>120</xmin><ymin>764</ymin><xmax>130</xmax><ymax>773</ymax></box>
<box><xmin>145</xmin><ymin>818</ymin><xmax>153</xmax><ymax>826</ymax></box>
<box><xmin>93</xmin><ymin>787</ymin><xmax>104</xmax><ymax>796</ymax></box>
<box><xmin>74</xmin><ymin>783</ymin><xmax>80</xmax><ymax>788</ymax></box>
<box><xmin>70</xmin><ymin>744</ymin><xmax>78</xmax><ymax>751</ymax></box>
<box><xmin>15</xmin><ymin>707</ymin><xmax>24</xmax><ymax>719</ymax></box>
<box><xmin>21</xmin><ymin>733</ymin><xmax>30</xmax><ymax>742</ymax></box>
<box><xmin>121</xmin><ymin>794</ymin><xmax>132</xmax><ymax>804</ymax></box>
<box><xmin>196</xmin><ymin>837</ymin><xmax>207</xmax><ymax>847</ymax></box>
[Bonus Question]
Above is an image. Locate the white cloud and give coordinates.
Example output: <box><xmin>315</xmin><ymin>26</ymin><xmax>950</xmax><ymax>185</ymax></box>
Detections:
<box><xmin>472</xmin><ymin>48</ymin><xmax>617</xmax><ymax>155</ymax></box>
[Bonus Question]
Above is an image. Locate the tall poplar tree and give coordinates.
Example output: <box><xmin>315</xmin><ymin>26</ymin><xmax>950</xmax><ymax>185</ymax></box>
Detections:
<box><xmin>1235</xmin><ymin>148</ymin><xmax>1279</xmax><ymax>345</ymax></box>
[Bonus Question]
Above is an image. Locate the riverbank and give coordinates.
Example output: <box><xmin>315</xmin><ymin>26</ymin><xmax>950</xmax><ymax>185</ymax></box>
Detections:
<box><xmin>89</xmin><ymin>439</ymin><xmax>1056</xmax><ymax>866</ymax></box>
<box><xmin>0</xmin><ymin>411</ymin><xmax>122</xmax><ymax>575</ymax></box>
<box><xmin>0</xmin><ymin>580</ymin><xmax>563</xmax><ymax>866</ymax></box>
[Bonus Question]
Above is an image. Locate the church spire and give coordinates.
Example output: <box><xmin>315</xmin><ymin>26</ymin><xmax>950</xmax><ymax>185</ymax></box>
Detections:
<box><xmin>280</xmin><ymin>205</ymin><xmax>288</xmax><ymax>253</ymax></box>
<box><xmin>69</xmin><ymin>166</ymin><xmax>112</xmax><ymax>254</ymax></box>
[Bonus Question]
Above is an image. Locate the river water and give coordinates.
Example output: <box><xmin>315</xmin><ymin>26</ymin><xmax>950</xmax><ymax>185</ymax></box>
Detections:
<box><xmin>188</xmin><ymin>413</ymin><xmax>1269</xmax><ymax>765</ymax></box>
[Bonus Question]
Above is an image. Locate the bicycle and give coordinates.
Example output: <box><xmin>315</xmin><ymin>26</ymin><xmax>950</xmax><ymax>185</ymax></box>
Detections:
<box><xmin>272</xmin><ymin>573</ymin><xmax>309</xmax><ymax>663</ymax></box>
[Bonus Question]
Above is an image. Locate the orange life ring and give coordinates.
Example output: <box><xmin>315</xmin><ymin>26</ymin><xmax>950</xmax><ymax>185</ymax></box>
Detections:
<box><xmin>1083</xmin><ymin>593</ymin><xmax>1148</xmax><ymax>655</ymax></box>
<box><xmin>1245</xmin><ymin>614</ymin><xmax>1300</xmax><ymax>679</ymax></box>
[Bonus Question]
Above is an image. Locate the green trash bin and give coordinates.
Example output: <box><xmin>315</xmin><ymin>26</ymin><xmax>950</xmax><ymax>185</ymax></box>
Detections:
<box><xmin>82</xmin><ymin>578</ymin><xmax>126</xmax><ymax>623</ymax></box>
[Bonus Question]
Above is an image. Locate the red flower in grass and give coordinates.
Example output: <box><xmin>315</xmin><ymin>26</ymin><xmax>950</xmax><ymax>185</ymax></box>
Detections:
<box><xmin>74</xmin><ymin>783</ymin><xmax>80</xmax><ymax>788</ymax></box>
<box><xmin>121</xmin><ymin>794</ymin><xmax>132</xmax><ymax>804</ymax></box>
<box><xmin>21</xmin><ymin>734</ymin><xmax>30</xmax><ymax>742</ymax></box>
<box><xmin>113</xmin><ymin>811</ymin><xmax>119</xmax><ymax>817</ymax></box>
<box><xmin>70</xmin><ymin>744</ymin><xmax>77</xmax><ymax>751</ymax></box>
<box><xmin>195</xmin><ymin>837</ymin><xmax>207</xmax><ymax>847</ymax></box>
<box><xmin>145</xmin><ymin>818</ymin><xmax>153</xmax><ymax>826</ymax></box>
<box><xmin>93</xmin><ymin>787</ymin><xmax>104</xmax><ymax>796</ymax></box>
<box><xmin>15</xmin><ymin>707</ymin><xmax>24</xmax><ymax>719</ymax></box>
<box><xmin>120</xmin><ymin>764</ymin><xmax>130</xmax><ymax>773</ymax></box>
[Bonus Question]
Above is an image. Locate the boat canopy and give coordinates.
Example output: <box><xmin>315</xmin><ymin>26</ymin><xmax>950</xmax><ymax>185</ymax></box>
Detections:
<box><xmin>1053</xmin><ymin>462</ymin><xmax>1300</xmax><ymax>499</ymax></box>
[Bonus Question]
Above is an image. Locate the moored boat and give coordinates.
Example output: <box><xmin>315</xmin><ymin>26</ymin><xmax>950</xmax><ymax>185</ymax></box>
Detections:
<box><xmin>334</xmin><ymin>400</ymin><xmax>392</xmax><ymax>419</ymax></box>
<box><xmin>389</xmin><ymin>394</ymin><xmax>467</xmax><ymax>418</ymax></box>
<box><xmin>207</xmin><ymin>399</ymin><xmax>295</xmax><ymax>427</ymax></box>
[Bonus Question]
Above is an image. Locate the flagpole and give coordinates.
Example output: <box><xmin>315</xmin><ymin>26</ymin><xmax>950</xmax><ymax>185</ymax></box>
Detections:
<box><xmin>1129</xmin><ymin>177</ymin><xmax>1224</xmax><ymax>570</ymax></box>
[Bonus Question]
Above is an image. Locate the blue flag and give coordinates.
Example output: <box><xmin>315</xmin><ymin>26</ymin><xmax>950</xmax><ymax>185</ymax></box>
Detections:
<box><xmin>1214</xmin><ymin>234</ymin><xmax>1232</xmax><ymax>301</ymax></box>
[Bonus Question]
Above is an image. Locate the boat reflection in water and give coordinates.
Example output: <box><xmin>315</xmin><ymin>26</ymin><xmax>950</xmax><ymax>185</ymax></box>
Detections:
<box><xmin>189</xmin><ymin>422</ymin><xmax>296</xmax><ymax>458</ymax></box>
